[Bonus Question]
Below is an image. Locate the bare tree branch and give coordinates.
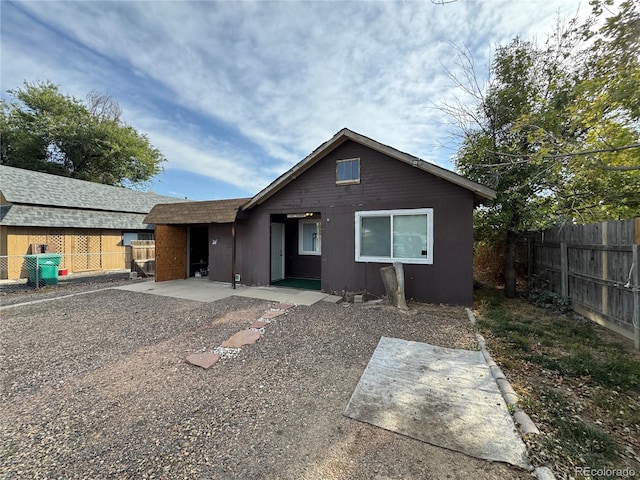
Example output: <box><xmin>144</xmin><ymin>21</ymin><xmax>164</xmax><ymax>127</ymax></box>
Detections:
<box><xmin>472</xmin><ymin>143</ymin><xmax>640</xmax><ymax>169</ymax></box>
<box><xmin>86</xmin><ymin>91</ymin><xmax>122</xmax><ymax>122</ymax></box>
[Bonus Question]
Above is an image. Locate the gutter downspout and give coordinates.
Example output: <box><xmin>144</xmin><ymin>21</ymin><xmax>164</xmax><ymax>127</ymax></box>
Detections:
<box><xmin>232</xmin><ymin>221</ymin><xmax>237</xmax><ymax>290</ymax></box>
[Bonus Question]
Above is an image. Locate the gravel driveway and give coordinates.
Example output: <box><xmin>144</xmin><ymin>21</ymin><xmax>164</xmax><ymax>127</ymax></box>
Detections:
<box><xmin>1</xmin><ymin>288</ymin><xmax>530</xmax><ymax>479</ymax></box>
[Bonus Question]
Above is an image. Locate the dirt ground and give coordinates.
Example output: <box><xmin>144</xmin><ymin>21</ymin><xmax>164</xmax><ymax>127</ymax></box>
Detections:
<box><xmin>0</xmin><ymin>288</ymin><xmax>532</xmax><ymax>479</ymax></box>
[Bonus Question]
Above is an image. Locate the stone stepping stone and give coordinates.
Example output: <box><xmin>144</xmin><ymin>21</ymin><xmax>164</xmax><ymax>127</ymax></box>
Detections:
<box><xmin>185</xmin><ymin>353</ymin><xmax>220</xmax><ymax>369</ymax></box>
<box><xmin>249</xmin><ymin>320</ymin><xmax>270</xmax><ymax>329</ymax></box>
<box><xmin>272</xmin><ymin>303</ymin><xmax>294</xmax><ymax>310</ymax></box>
<box><xmin>262</xmin><ymin>310</ymin><xmax>285</xmax><ymax>320</ymax></box>
<box><xmin>221</xmin><ymin>329</ymin><xmax>261</xmax><ymax>348</ymax></box>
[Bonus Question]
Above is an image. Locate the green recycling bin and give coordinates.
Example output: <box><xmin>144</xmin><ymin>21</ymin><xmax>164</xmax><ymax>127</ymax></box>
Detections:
<box><xmin>25</xmin><ymin>255</ymin><xmax>39</xmax><ymax>285</ymax></box>
<box><xmin>25</xmin><ymin>254</ymin><xmax>62</xmax><ymax>286</ymax></box>
<box><xmin>39</xmin><ymin>253</ymin><xmax>62</xmax><ymax>286</ymax></box>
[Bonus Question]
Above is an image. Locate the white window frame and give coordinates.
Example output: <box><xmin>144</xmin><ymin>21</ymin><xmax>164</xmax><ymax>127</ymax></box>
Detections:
<box><xmin>355</xmin><ymin>208</ymin><xmax>433</xmax><ymax>264</ymax></box>
<box><xmin>298</xmin><ymin>219</ymin><xmax>322</xmax><ymax>255</ymax></box>
<box><xmin>336</xmin><ymin>158</ymin><xmax>360</xmax><ymax>185</ymax></box>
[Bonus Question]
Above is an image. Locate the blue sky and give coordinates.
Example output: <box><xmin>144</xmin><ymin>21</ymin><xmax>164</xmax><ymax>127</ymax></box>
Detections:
<box><xmin>1</xmin><ymin>0</ymin><xmax>589</xmax><ymax>201</ymax></box>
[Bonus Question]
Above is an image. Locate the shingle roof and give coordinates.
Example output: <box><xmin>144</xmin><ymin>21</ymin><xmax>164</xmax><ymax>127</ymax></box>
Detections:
<box><xmin>144</xmin><ymin>198</ymin><xmax>251</xmax><ymax>225</ymax></box>
<box><xmin>0</xmin><ymin>165</ymin><xmax>184</xmax><ymax>213</ymax></box>
<box><xmin>0</xmin><ymin>204</ymin><xmax>152</xmax><ymax>230</ymax></box>
<box><xmin>244</xmin><ymin>128</ymin><xmax>496</xmax><ymax>209</ymax></box>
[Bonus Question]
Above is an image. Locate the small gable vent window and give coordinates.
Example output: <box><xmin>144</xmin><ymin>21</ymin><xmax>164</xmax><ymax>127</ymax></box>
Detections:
<box><xmin>336</xmin><ymin>158</ymin><xmax>360</xmax><ymax>184</ymax></box>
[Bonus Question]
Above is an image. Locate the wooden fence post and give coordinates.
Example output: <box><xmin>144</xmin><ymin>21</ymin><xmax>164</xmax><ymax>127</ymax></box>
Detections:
<box><xmin>633</xmin><ymin>244</ymin><xmax>639</xmax><ymax>351</ymax></box>
<box><xmin>560</xmin><ymin>242</ymin><xmax>568</xmax><ymax>298</ymax></box>
<box><xmin>527</xmin><ymin>236</ymin><xmax>534</xmax><ymax>280</ymax></box>
<box><xmin>602</xmin><ymin>223</ymin><xmax>609</xmax><ymax>317</ymax></box>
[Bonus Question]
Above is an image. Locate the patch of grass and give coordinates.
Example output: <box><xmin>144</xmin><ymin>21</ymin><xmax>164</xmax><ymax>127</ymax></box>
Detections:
<box><xmin>525</xmin><ymin>347</ymin><xmax>640</xmax><ymax>389</ymax></box>
<box><xmin>592</xmin><ymin>391</ymin><xmax>640</xmax><ymax>427</ymax></box>
<box><xmin>552</xmin><ymin>417</ymin><xmax>618</xmax><ymax>466</ymax></box>
<box><xmin>473</xmin><ymin>288</ymin><xmax>640</xmax><ymax>478</ymax></box>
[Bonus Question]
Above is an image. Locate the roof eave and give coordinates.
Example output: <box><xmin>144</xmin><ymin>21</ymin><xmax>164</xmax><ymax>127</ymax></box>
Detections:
<box><xmin>243</xmin><ymin>128</ymin><xmax>496</xmax><ymax>209</ymax></box>
<box><xmin>243</xmin><ymin>129</ymin><xmax>351</xmax><ymax>209</ymax></box>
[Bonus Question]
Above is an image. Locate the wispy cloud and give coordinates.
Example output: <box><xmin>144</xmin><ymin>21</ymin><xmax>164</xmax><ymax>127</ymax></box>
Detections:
<box><xmin>1</xmin><ymin>0</ymin><xmax>590</xmax><ymax>198</ymax></box>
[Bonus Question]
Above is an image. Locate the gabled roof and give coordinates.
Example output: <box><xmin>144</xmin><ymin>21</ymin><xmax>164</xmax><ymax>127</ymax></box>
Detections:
<box><xmin>0</xmin><ymin>165</ymin><xmax>184</xmax><ymax>214</ymax></box>
<box><xmin>0</xmin><ymin>205</ymin><xmax>153</xmax><ymax>230</ymax></box>
<box><xmin>144</xmin><ymin>198</ymin><xmax>251</xmax><ymax>225</ymax></box>
<box><xmin>243</xmin><ymin>128</ymin><xmax>496</xmax><ymax>209</ymax></box>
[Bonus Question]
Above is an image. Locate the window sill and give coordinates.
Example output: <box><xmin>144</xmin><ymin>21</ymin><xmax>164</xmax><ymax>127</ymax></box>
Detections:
<box><xmin>356</xmin><ymin>256</ymin><xmax>432</xmax><ymax>265</ymax></box>
<box><xmin>336</xmin><ymin>180</ymin><xmax>360</xmax><ymax>185</ymax></box>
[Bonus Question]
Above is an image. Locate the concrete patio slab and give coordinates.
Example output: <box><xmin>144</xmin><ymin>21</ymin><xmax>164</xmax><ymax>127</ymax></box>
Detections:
<box><xmin>344</xmin><ymin>336</ymin><xmax>531</xmax><ymax>470</ymax></box>
<box><xmin>113</xmin><ymin>278</ymin><xmax>332</xmax><ymax>305</ymax></box>
<box><xmin>113</xmin><ymin>279</ymin><xmax>233</xmax><ymax>302</ymax></box>
<box><xmin>322</xmin><ymin>295</ymin><xmax>344</xmax><ymax>304</ymax></box>
<box><xmin>233</xmin><ymin>286</ymin><xmax>329</xmax><ymax>306</ymax></box>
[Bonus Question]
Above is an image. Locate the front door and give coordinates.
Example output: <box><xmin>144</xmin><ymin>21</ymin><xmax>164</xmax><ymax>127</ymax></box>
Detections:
<box><xmin>270</xmin><ymin>222</ymin><xmax>285</xmax><ymax>282</ymax></box>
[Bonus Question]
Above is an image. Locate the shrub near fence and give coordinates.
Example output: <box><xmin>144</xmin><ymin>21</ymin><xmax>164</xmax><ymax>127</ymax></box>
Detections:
<box><xmin>530</xmin><ymin>218</ymin><xmax>640</xmax><ymax>350</ymax></box>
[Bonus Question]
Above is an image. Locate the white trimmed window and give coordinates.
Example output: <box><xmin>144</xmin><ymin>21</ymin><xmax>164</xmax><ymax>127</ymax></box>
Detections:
<box><xmin>336</xmin><ymin>158</ymin><xmax>360</xmax><ymax>184</ymax></box>
<box><xmin>299</xmin><ymin>220</ymin><xmax>321</xmax><ymax>255</ymax></box>
<box><xmin>355</xmin><ymin>209</ymin><xmax>433</xmax><ymax>264</ymax></box>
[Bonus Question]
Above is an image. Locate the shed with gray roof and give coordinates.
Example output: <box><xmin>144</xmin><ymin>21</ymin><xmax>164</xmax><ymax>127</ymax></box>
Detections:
<box><xmin>0</xmin><ymin>165</ymin><xmax>184</xmax><ymax>280</ymax></box>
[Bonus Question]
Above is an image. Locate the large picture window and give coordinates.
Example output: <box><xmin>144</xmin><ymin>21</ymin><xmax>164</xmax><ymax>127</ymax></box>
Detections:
<box><xmin>299</xmin><ymin>220</ymin><xmax>321</xmax><ymax>255</ymax></box>
<box><xmin>355</xmin><ymin>209</ymin><xmax>433</xmax><ymax>264</ymax></box>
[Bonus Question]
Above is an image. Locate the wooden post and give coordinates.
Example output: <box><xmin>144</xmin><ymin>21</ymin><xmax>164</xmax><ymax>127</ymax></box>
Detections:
<box><xmin>527</xmin><ymin>235</ymin><xmax>534</xmax><ymax>281</ymax></box>
<box><xmin>393</xmin><ymin>262</ymin><xmax>409</xmax><ymax>310</ymax></box>
<box><xmin>560</xmin><ymin>242</ymin><xmax>568</xmax><ymax>298</ymax></box>
<box><xmin>602</xmin><ymin>223</ymin><xmax>609</xmax><ymax>317</ymax></box>
<box><xmin>633</xmin><ymin>244</ymin><xmax>639</xmax><ymax>351</ymax></box>
<box><xmin>380</xmin><ymin>266</ymin><xmax>398</xmax><ymax>306</ymax></box>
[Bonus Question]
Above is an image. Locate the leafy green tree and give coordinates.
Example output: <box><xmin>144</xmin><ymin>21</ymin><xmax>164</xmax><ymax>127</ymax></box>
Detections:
<box><xmin>1</xmin><ymin>81</ymin><xmax>164</xmax><ymax>186</ymax></box>
<box><xmin>445</xmin><ymin>1</ymin><xmax>640</xmax><ymax>297</ymax></box>
<box><xmin>556</xmin><ymin>0</ymin><xmax>640</xmax><ymax>221</ymax></box>
<box><xmin>452</xmin><ymin>37</ymin><xmax>569</xmax><ymax>297</ymax></box>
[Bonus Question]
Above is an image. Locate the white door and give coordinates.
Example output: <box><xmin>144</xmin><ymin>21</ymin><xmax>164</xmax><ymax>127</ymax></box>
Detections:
<box><xmin>270</xmin><ymin>223</ymin><xmax>285</xmax><ymax>282</ymax></box>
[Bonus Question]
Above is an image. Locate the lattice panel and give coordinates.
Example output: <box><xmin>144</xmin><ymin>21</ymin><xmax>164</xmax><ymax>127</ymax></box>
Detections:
<box><xmin>49</xmin><ymin>231</ymin><xmax>66</xmax><ymax>268</ymax></box>
<box><xmin>88</xmin><ymin>234</ymin><xmax>102</xmax><ymax>270</ymax></box>
<box><xmin>72</xmin><ymin>233</ymin><xmax>90</xmax><ymax>271</ymax></box>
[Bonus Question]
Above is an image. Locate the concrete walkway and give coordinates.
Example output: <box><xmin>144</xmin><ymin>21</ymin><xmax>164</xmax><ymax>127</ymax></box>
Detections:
<box><xmin>112</xmin><ymin>277</ymin><xmax>341</xmax><ymax>306</ymax></box>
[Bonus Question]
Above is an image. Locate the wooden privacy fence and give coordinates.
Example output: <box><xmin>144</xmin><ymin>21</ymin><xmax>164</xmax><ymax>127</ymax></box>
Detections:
<box><xmin>130</xmin><ymin>240</ymin><xmax>155</xmax><ymax>276</ymax></box>
<box><xmin>530</xmin><ymin>218</ymin><xmax>640</xmax><ymax>350</ymax></box>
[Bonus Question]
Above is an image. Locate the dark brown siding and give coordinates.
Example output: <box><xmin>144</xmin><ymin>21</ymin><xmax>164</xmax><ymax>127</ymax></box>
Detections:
<box><xmin>155</xmin><ymin>225</ymin><xmax>187</xmax><ymax>281</ymax></box>
<box><xmin>208</xmin><ymin>224</ymin><xmax>233</xmax><ymax>282</ymax></box>
<box><xmin>237</xmin><ymin>140</ymin><xmax>475</xmax><ymax>305</ymax></box>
